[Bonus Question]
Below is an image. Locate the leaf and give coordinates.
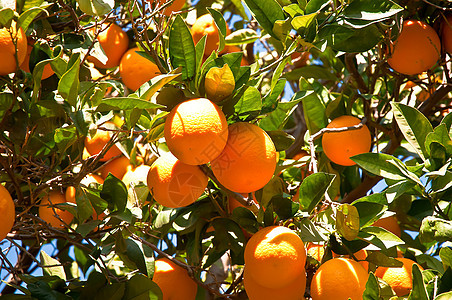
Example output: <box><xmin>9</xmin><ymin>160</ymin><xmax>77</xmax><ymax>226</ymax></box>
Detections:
<box><xmin>271</xmin><ymin>56</ymin><xmax>290</xmax><ymax>91</ymax></box>
<box><xmin>19</xmin><ymin>7</ymin><xmax>48</xmax><ymax>32</ymax></box>
<box><xmin>391</xmin><ymin>102</ymin><xmax>433</xmax><ymax>161</ymax></box>
<box><xmin>291</xmin><ymin>12</ymin><xmax>317</xmax><ymax>33</ymax></box>
<box><xmin>230</xmin><ymin>0</ymin><xmax>248</xmax><ymax>20</ymax></box>
<box><xmin>266</xmin><ymin>130</ymin><xmax>295</xmax><ymax>151</ymax></box>
<box><xmin>226</xmin><ymin>29</ymin><xmax>259</xmax><ymax>45</ymax></box>
<box><xmin>77</xmin><ymin>0</ymin><xmax>114</xmax><ymax>16</ymax></box>
<box><xmin>0</xmin><ymin>92</ymin><xmax>13</xmax><ymax>120</ymax></box>
<box><xmin>361</xmin><ymin>227</ymin><xmax>404</xmax><ymax>249</ymax></box>
<box><xmin>123</xmin><ymin>274</ymin><xmax>163</xmax><ymax>300</ymax></box>
<box><xmin>319</xmin><ymin>23</ymin><xmax>383</xmax><ymax>52</ymax></box>
<box><xmin>97</xmin><ymin>98</ymin><xmax>163</xmax><ymax>111</ymax></box>
<box><xmin>352</xmin><ymin>152</ymin><xmax>421</xmax><ymax>183</ymax></box>
<box><xmin>138</xmin><ymin>72</ymin><xmax>182</xmax><ymax>102</ymax></box>
<box><xmin>305</xmin><ymin>0</ymin><xmax>330</xmax><ymax>14</ymax></box>
<box><xmin>207</xmin><ymin>8</ymin><xmax>227</xmax><ymax>53</ymax></box>
<box><xmin>205</xmin><ymin>64</ymin><xmax>235</xmax><ymax>102</ymax></box>
<box><xmin>439</xmin><ymin>247</ymin><xmax>452</xmax><ymax>271</ymax></box>
<box><xmin>57</xmin><ymin>53</ymin><xmax>80</xmax><ymax>106</ymax></box>
<box><xmin>242</xmin><ymin>0</ymin><xmax>286</xmax><ymax>40</ymax></box>
<box><xmin>120</xmin><ymin>239</ymin><xmax>155</xmax><ymax>277</ymax></box>
<box><xmin>419</xmin><ymin>216</ymin><xmax>452</xmax><ymax>243</ymax></box>
<box><xmin>269</xmin><ymin>195</ymin><xmax>299</xmax><ymax>220</ymax></box>
<box><xmin>298</xmin><ymin>172</ymin><xmax>335</xmax><ymax>213</ymax></box>
<box><xmin>261</xmin><ymin>79</ymin><xmax>286</xmax><ymax>114</ymax></box>
<box><xmin>169</xmin><ymin>15</ymin><xmax>196</xmax><ymax>81</ymax></box>
<box><xmin>336</xmin><ymin>204</ymin><xmax>360</xmax><ymax>241</ymax></box>
<box><xmin>260</xmin><ymin>91</ymin><xmax>305</xmax><ymax>131</ymax></box>
<box><xmin>352</xmin><ymin>194</ymin><xmax>387</xmax><ymax>227</ymax></box>
<box><xmin>100</xmin><ymin>174</ymin><xmax>128</xmax><ymax>213</ymax></box>
<box><xmin>362</xmin><ymin>273</ymin><xmax>379</xmax><ymax>300</ymax></box>
<box><xmin>408</xmin><ymin>264</ymin><xmax>429</xmax><ymax>300</ymax></box>
<box><xmin>435</xmin><ymin>292</ymin><xmax>452</xmax><ymax>300</ymax></box>
<box><xmin>343</xmin><ymin>0</ymin><xmax>404</xmax><ymax>21</ymax></box>
<box><xmin>40</xmin><ymin>251</ymin><xmax>66</xmax><ymax>281</ymax></box>
<box><xmin>225</xmin><ymin>85</ymin><xmax>262</xmax><ymax>121</ymax></box>
<box><xmin>425</xmin><ymin>123</ymin><xmax>452</xmax><ymax>156</ymax></box>
<box><xmin>300</xmin><ymin>89</ymin><xmax>327</xmax><ymax>135</ymax></box>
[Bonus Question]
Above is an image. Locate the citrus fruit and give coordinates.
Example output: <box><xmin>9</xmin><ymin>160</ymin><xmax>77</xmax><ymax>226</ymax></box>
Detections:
<box><xmin>311</xmin><ymin>257</ymin><xmax>369</xmax><ymax>300</ymax></box>
<box><xmin>147</xmin><ymin>152</ymin><xmax>208</xmax><ymax>208</ymax></box>
<box><xmin>243</xmin><ymin>267</ymin><xmax>306</xmax><ymax>300</ymax></box>
<box><xmin>0</xmin><ymin>22</ymin><xmax>27</xmax><ymax>76</ymax></box>
<box><xmin>85</xmin><ymin>121</ymin><xmax>122</xmax><ymax>162</ymax></box>
<box><xmin>148</xmin><ymin>0</ymin><xmax>186</xmax><ymax>16</ymax></box>
<box><xmin>100</xmin><ymin>155</ymin><xmax>131</xmax><ymax>179</ymax></box>
<box><xmin>153</xmin><ymin>258</ymin><xmax>197</xmax><ymax>300</ymax></box>
<box><xmin>119</xmin><ymin>47</ymin><xmax>160</xmax><ymax>91</ymax></box>
<box><xmin>442</xmin><ymin>15</ymin><xmax>452</xmax><ymax>54</ymax></box>
<box><xmin>39</xmin><ymin>190</ymin><xmax>74</xmax><ymax>228</ymax></box>
<box><xmin>191</xmin><ymin>14</ymin><xmax>230</xmax><ymax>57</ymax></box>
<box><xmin>307</xmin><ymin>243</ymin><xmax>325</xmax><ymax>262</ymax></box>
<box><xmin>373</xmin><ymin>215</ymin><xmax>402</xmax><ymax>237</ymax></box>
<box><xmin>164</xmin><ymin>98</ymin><xmax>228</xmax><ymax>165</ymax></box>
<box><xmin>88</xmin><ymin>23</ymin><xmax>129</xmax><ymax>69</ymax></box>
<box><xmin>0</xmin><ymin>185</ymin><xmax>15</xmax><ymax>241</ymax></box>
<box><xmin>210</xmin><ymin>122</ymin><xmax>277</xmax><ymax>193</ymax></box>
<box><xmin>20</xmin><ymin>44</ymin><xmax>54</xmax><ymax>79</ymax></box>
<box><xmin>291</xmin><ymin>51</ymin><xmax>310</xmax><ymax>68</ymax></box>
<box><xmin>387</xmin><ymin>20</ymin><xmax>440</xmax><ymax>75</ymax></box>
<box><xmin>244</xmin><ymin>226</ymin><xmax>306</xmax><ymax>289</ymax></box>
<box><xmin>333</xmin><ymin>248</ymin><xmax>369</xmax><ymax>271</ymax></box>
<box><xmin>375</xmin><ymin>258</ymin><xmax>422</xmax><ymax>296</ymax></box>
<box><xmin>321</xmin><ymin>115</ymin><xmax>371</xmax><ymax>166</ymax></box>
<box><xmin>122</xmin><ymin>164</ymin><xmax>151</xmax><ymax>188</ymax></box>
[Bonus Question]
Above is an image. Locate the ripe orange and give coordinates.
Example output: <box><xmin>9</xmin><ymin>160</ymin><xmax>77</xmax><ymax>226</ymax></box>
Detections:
<box><xmin>375</xmin><ymin>258</ymin><xmax>422</xmax><ymax>296</ymax></box>
<box><xmin>85</xmin><ymin>122</ymin><xmax>122</xmax><ymax>162</ymax></box>
<box><xmin>291</xmin><ymin>51</ymin><xmax>310</xmax><ymax>68</ymax></box>
<box><xmin>388</xmin><ymin>20</ymin><xmax>440</xmax><ymax>75</ymax></box>
<box><xmin>147</xmin><ymin>152</ymin><xmax>208</xmax><ymax>208</ymax></box>
<box><xmin>310</xmin><ymin>257</ymin><xmax>369</xmax><ymax>300</ymax></box>
<box><xmin>164</xmin><ymin>98</ymin><xmax>228</xmax><ymax>165</ymax></box>
<box><xmin>148</xmin><ymin>0</ymin><xmax>186</xmax><ymax>16</ymax></box>
<box><xmin>119</xmin><ymin>47</ymin><xmax>160</xmax><ymax>91</ymax></box>
<box><xmin>39</xmin><ymin>190</ymin><xmax>74</xmax><ymax>228</ymax></box>
<box><xmin>442</xmin><ymin>15</ymin><xmax>452</xmax><ymax>53</ymax></box>
<box><xmin>221</xmin><ymin>45</ymin><xmax>248</xmax><ymax>66</ymax></box>
<box><xmin>321</xmin><ymin>115</ymin><xmax>371</xmax><ymax>166</ymax></box>
<box><xmin>100</xmin><ymin>155</ymin><xmax>131</xmax><ymax>179</ymax></box>
<box><xmin>333</xmin><ymin>248</ymin><xmax>369</xmax><ymax>271</ymax></box>
<box><xmin>20</xmin><ymin>44</ymin><xmax>54</xmax><ymax>79</ymax></box>
<box><xmin>0</xmin><ymin>22</ymin><xmax>27</xmax><ymax>76</ymax></box>
<box><xmin>88</xmin><ymin>23</ymin><xmax>129</xmax><ymax>69</ymax></box>
<box><xmin>210</xmin><ymin>122</ymin><xmax>277</xmax><ymax>193</ymax></box>
<box><xmin>307</xmin><ymin>243</ymin><xmax>325</xmax><ymax>262</ymax></box>
<box><xmin>244</xmin><ymin>226</ymin><xmax>306</xmax><ymax>289</ymax></box>
<box><xmin>228</xmin><ymin>193</ymin><xmax>258</xmax><ymax>213</ymax></box>
<box><xmin>372</xmin><ymin>215</ymin><xmax>402</xmax><ymax>237</ymax></box>
<box><xmin>153</xmin><ymin>258</ymin><xmax>197</xmax><ymax>300</ymax></box>
<box><xmin>191</xmin><ymin>14</ymin><xmax>230</xmax><ymax>57</ymax></box>
<box><xmin>0</xmin><ymin>185</ymin><xmax>15</xmax><ymax>241</ymax></box>
<box><xmin>243</xmin><ymin>267</ymin><xmax>306</xmax><ymax>300</ymax></box>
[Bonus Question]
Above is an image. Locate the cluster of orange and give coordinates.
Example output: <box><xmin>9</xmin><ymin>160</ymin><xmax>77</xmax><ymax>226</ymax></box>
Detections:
<box><xmin>147</xmin><ymin>97</ymin><xmax>277</xmax><ymax>209</ymax></box>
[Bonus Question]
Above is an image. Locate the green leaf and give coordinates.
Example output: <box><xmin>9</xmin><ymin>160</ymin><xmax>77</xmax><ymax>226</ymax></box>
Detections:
<box><xmin>260</xmin><ymin>91</ymin><xmax>306</xmax><ymax>131</ymax></box>
<box><xmin>408</xmin><ymin>264</ymin><xmax>429</xmax><ymax>300</ymax></box>
<box><xmin>305</xmin><ymin>0</ymin><xmax>330</xmax><ymax>14</ymax></box>
<box><xmin>352</xmin><ymin>194</ymin><xmax>387</xmax><ymax>227</ymax></box>
<box><xmin>0</xmin><ymin>8</ymin><xmax>13</xmax><ymax>27</ymax></box>
<box><xmin>230</xmin><ymin>0</ymin><xmax>248</xmax><ymax>20</ymax></box>
<box><xmin>439</xmin><ymin>247</ymin><xmax>452</xmax><ymax>271</ymax></box>
<box><xmin>97</xmin><ymin>98</ymin><xmax>163</xmax><ymax>111</ymax></box>
<box><xmin>95</xmin><ymin>282</ymin><xmax>126</xmax><ymax>300</ymax></box>
<box><xmin>119</xmin><ymin>239</ymin><xmax>155</xmax><ymax>277</ymax></box>
<box><xmin>225</xmin><ymin>85</ymin><xmax>262</xmax><ymax>121</ymax></box>
<box><xmin>0</xmin><ymin>92</ymin><xmax>13</xmax><ymax>120</ymax></box>
<box><xmin>123</xmin><ymin>274</ymin><xmax>163</xmax><ymax>300</ymax></box>
<box><xmin>57</xmin><ymin>53</ymin><xmax>80</xmax><ymax>106</ymax></box>
<box><xmin>242</xmin><ymin>0</ymin><xmax>286</xmax><ymax>40</ymax></box>
<box><xmin>169</xmin><ymin>15</ymin><xmax>196</xmax><ymax>81</ymax></box>
<box><xmin>361</xmin><ymin>227</ymin><xmax>404</xmax><ymax>249</ymax></box>
<box><xmin>336</xmin><ymin>204</ymin><xmax>360</xmax><ymax>241</ymax></box>
<box><xmin>77</xmin><ymin>0</ymin><xmax>114</xmax><ymax>16</ymax></box>
<box><xmin>298</xmin><ymin>172</ymin><xmax>335</xmax><ymax>213</ymax></box>
<box><xmin>366</xmin><ymin>251</ymin><xmax>403</xmax><ymax>267</ymax></box>
<box><xmin>19</xmin><ymin>7</ymin><xmax>47</xmax><ymax>32</ymax></box>
<box><xmin>207</xmin><ymin>8</ymin><xmax>227</xmax><ymax>53</ymax></box>
<box><xmin>271</xmin><ymin>56</ymin><xmax>290</xmax><ymax>91</ymax></box>
<box><xmin>40</xmin><ymin>251</ymin><xmax>66</xmax><ymax>281</ymax></box>
<box><xmin>425</xmin><ymin>123</ymin><xmax>452</xmax><ymax>156</ymax></box>
<box><xmin>291</xmin><ymin>12</ymin><xmax>317</xmax><ymax>33</ymax></box>
<box><xmin>261</xmin><ymin>78</ymin><xmax>286</xmax><ymax>114</ymax></box>
<box><xmin>300</xmin><ymin>89</ymin><xmax>327</xmax><ymax>135</ymax></box>
<box><xmin>391</xmin><ymin>102</ymin><xmax>433</xmax><ymax>162</ymax></box>
<box><xmin>435</xmin><ymin>292</ymin><xmax>452</xmax><ymax>300</ymax></box>
<box><xmin>138</xmin><ymin>72</ymin><xmax>182</xmax><ymax>102</ymax></box>
<box><xmin>101</xmin><ymin>174</ymin><xmax>127</xmax><ymax>213</ymax></box>
<box><xmin>319</xmin><ymin>24</ymin><xmax>383</xmax><ymax>52</ymax></box>
<box><xmin>266</xmin><ymin>130</ymin><xmax>295</xmax><ymax>151</ymax></box>
<box><xmin>419</xmin><ymin>216</ymin><xmax>452</xmax><ymax>243</ymax></box>
<box><xmin>231</xmin><ymin>207</ymin><xmax>260</xmax><ymax>234</ymax></box>
<box><xmin>226</xmin><ymin>29</ymin><xmax>259</xmax><ymax>45</ymax></box>
<box><xmin>363</xmin><ymin>273</ymin><xmax>379</xmax><ymax>300</ymax></box>
<box><xmin>352</xmin><ymin>152</ymin><xmax>421</xmax><ymax>184</ymax></box>
<box><xmin>269</xmin><ymin>194</ymin><xmax>299</xmax><ymax>219</ymax></box>
<box><xmin>343</xmin><ymin>0</ymin><xmax>403</xmax><ymax>21</ymax></box>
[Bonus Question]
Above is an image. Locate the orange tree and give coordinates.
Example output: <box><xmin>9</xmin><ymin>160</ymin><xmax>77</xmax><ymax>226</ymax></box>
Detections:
<box><xmin>1</xmin><ymin>0</ymin><xmax>452</xmax><ymax>299</ymax></box>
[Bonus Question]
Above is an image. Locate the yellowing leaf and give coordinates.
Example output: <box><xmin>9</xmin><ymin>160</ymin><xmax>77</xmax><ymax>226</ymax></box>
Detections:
<box><xmin>336</xmin><ymin>203</ymin><xmax>360</xmax><ymax>241</ymax></box>
<box><xmin>205</xmin><ymin>64</ymin><xmax>235</xmax><ymax>102</ymax></box>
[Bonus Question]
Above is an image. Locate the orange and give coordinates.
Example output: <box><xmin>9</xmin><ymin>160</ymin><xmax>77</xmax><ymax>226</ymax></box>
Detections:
<box><xmin>148</xmin><ymin>0</ymin><xmax>186</xmax><ymax>16</ymax></box>
<box><xmin>119</xmin><ymin>47</ymin><xmax>160</xmax><ymax>91</ymax></box>
<box><xmin>0</xmin><ymin>22</ymin><xmax>27</xmax><ymax>76</ymax></box>
<box><xmin>88</xmin><ymin>23</ymin><xmax>129</xmax><ymax>69</ymax></box>
<box><xmin>372</xmin><ymin>215</ymin><xmax>402</xmax><ymax>237</ymax></box>
<box><xmin>244</xmin><ymin>226</ymin><xmax>306</xmax><ymax>289</ymax></box>
<box><xmin>0</xmin><ymin>185</ymin><xmax>15</xmax><ymax>241</ymax></box>
<box><xmin>191</xmin><ymin>14</ymin><xmax>230</xmax><ymax>57</ymax></box>
<box><xmin>388</xmin><ymin>20</ymin><xmax>440</xmax><ymax>75</ymax></box>
<box><xmin>39</xmin><ymin>190</ymin><xmax>74</xmax><ymax>228</ymax></box>
<box><xmin>333</xmin><ymin>248</ymin><xmax>369</xmax><ymax>271</ymax></box>
<box><xmin>228</xmin><ymin>193</ymin><xmax>257</xmax><ymax>214</ymax></box>
<box><xmin>100</xmin><ymin>155</ymin><xmax>131</xmax><ymax>179</ymax></box>
<box><xmin>243</xmin><ymin>267</ymin><xmax>306</xmax><ymax>300</ymax></box>
<box><xmin>375</xmin><ymin>258</ymin><xmax>422</xmax><ymax>296</ymax></box>
<box><xmin>164</xmin><ymin>98</ymin><xmax>228</xmax><ymax>165</ymax></box>
<box><xmin>321</xmin><ymin>115</ymin><xmax>371</xmax><ymax>166</ymax></box>
<box><xmin>122</xmin><ymin>164</ymin><xmax>151</xmax><ymax>188</ymax></box>
<box><xmin>442</xmin><ymin>15</ymin><xmax>452</xmax><ymax>54</ymax></box>
<box><xmin>210</xmin><ymin>122</ymin><xmax>277</xmax><ymax>193</ymax></box>
<box><xmin>85</xmin><ymin>122</ymin><xmax>122</xmax><ymax>162</ymax></box>
<box><xmin>307</xmin><ymin>243</ymin><xmax>325</xmax><ymax>262</ymax></box>
<box><xmin>221</xmin><ymin>45</ymin><xmax>248</xmax><ymax>66</ymax></box>
<box><xmin>147</xmin><ymin>152</ymin><xmax>208</xmax><ymax>208</ymax></box>
<box><xmin>153</xmin><ymin>258</ymin><xmax>197</xmax><ymax>300</ymax></box>
<box><xmin>20</xmin><ymin>44</ymin><xmax>54</xmax><ymax>79</ymax></box>
<box><xmin>311</xmin><ymin>257</ymin><xmax>369</xmax><ymax>300</ymax></box>
<box><xmin>291</xmin><ymin>51</ymin><xmax>310</xmax><ymax>68</ymax></box>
